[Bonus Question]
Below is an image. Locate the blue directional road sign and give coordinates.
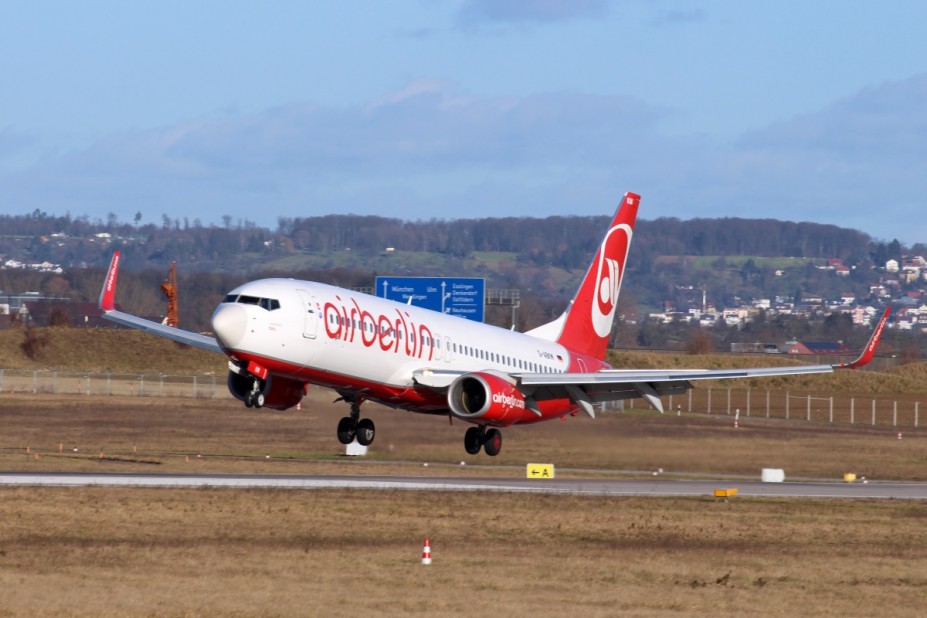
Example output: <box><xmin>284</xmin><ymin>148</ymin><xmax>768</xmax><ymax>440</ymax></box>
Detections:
<box><xmin>375</xmin><ymin>276</ymin><xmax>485</xmax><ymax>322</ymax></box>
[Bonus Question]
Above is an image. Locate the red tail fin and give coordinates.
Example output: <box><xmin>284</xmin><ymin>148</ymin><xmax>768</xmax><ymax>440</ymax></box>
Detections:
<box><xmin>551</xmin><ymin>192</ymin><xmax>640</xmax><ymax>360</ymax></box>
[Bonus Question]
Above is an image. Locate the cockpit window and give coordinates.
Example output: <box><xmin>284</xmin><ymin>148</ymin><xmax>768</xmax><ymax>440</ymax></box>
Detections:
<box><xmin>223</xmin><ymin>294</ymin><xmax>281</xmax><ymax>311</ymax></box>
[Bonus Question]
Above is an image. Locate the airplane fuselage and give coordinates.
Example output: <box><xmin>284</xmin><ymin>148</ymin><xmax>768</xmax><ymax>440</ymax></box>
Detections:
<box><xmin>211</xmin><ymin>278</ymin><xmax>606</xmax><ymax>423</ymax></box>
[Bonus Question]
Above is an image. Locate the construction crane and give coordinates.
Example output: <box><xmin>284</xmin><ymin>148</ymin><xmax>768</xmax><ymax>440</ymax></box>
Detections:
<box><xmin>160</xmin><ymin>262</ymin><xmax>179</xmax><ymax>328</ymax></box>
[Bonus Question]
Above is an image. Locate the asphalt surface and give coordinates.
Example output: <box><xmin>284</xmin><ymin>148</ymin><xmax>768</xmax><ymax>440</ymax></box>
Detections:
<box><xmin>1</xmin><ymin>472</ymin><xmax>925</xmax><ymax>499</ymax></box>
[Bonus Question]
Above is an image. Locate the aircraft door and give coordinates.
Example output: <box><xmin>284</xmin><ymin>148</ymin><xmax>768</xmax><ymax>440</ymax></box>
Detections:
<box><xmin>296</xmin><ymin>289</ymin><xmax>319</xmax><ymax>339</ymax></box>
<box><xmin>444</xmin><ymin>337</ymin><xmax>453</xmax><ymax>363</ymax></box>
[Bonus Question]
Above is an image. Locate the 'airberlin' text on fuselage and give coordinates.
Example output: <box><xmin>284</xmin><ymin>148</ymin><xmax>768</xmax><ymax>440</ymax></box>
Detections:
<box><xmin>323</xmin><ymin>296</ymin><xmax>435</xmax><ymax>360</ymax></box>
<box><xmin>492</xmin><ymin>391</ymin><xmax>526</xmax><ymax>409</ymax></box>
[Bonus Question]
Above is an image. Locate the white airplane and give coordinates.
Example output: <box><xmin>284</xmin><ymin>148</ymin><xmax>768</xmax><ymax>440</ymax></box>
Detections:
<box><xmin>98</xmin><ymin>192</ymin><xmax>890</xmax><ymax>456</ymax></box>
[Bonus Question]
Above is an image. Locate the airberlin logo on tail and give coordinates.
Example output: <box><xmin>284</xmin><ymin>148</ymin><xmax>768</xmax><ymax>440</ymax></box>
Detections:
<box><xmin>591</xmin><ymin>224</ymin><xmax>632</xmax><ymax>338</ymax></box>
<box><xmin>106</xmin><ymin>254</ymin><xmax>119</xmax><ymax>291</ymax></box>
<box><xmin>101</xmin><ymin>252</ymin><xmax>120</xmax><ymax>310</ymax></box>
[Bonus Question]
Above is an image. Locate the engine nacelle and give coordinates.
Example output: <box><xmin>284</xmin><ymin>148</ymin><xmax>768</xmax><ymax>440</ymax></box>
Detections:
<box><xmin>447</xmin><ymin>371</ymin><xmax>527</xmax><ymax>425</ymax></box>
<box><xmin>227</xmin><ymin>370</ymin><xmax>307</xmax><ymax>410</ymax></box>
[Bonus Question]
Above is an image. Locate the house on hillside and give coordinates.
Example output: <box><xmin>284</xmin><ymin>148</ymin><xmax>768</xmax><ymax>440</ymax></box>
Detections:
<box><xmin>21</xmin><ymin>301</ymin><xmax>109</xmax><ymax>328</ymax></box>
<box><xmin>784</xmin><ymin>341</ymin><xmax>852</xmax><ymax>355</ymax></box>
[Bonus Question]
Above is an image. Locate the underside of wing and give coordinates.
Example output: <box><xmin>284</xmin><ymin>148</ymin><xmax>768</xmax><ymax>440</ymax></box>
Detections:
<box><xmin>103</xmin><ymin>309</ymin><xmax>222</xmax><ymax>353</ymax></box>
<box><xmin>518</xmin><ymin>307</ymin><xmax>892</xmax><ymax>415</ymax></box>
<box><xmin>98</xmin><ymin>251</ymin><xmax>222</xmax><ymax>354</ymax></box>
<box><xmin>515</xmin><ymin>364</ymin><xmax>835</xmax><ymax>413</ymax></box>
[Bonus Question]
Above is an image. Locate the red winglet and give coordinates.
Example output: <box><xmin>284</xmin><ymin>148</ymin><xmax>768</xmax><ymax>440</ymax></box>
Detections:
<box><xmin>836</xmin><ymin>307</ymin><xmax>891</xmax><ymax>369</ymax></box>
<box><xmin>98</xmin><ymin>251</ymin><xmax>121</xmax><ymax>311</ymax></box>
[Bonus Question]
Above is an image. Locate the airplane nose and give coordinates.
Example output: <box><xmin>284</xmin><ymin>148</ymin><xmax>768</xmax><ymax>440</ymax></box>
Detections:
<box><xmin>211</xmin><ymin>304</ymin><xmax>248</xmax><ymax>349</ymax></box>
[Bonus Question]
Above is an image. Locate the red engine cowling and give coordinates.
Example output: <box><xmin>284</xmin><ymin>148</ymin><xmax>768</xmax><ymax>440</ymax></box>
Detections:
<box><xmin>447</xmin><ymin>372</ymin><xmax>527</xmax><ymax>425</ymax></box>
<box><xmin>227</xmin><ymin>371</ymin><xmax>307</xmax><ymax>410</ymax></box>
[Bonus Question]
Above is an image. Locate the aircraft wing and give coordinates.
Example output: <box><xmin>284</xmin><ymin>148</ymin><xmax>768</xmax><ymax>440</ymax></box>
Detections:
<box><xmin>415</xmin><ymin>307</ymin><xmax>890</xmax><ymax>417</ymax></box>
<box><xmin>518</xmin><ymin>307</ymin><xmax>891</xmax><ymax>415</ymax></box>
<box><xmin>98</xmin><ymin>252</ymin><xmax>223</xmax><ymax>354</ymax></box>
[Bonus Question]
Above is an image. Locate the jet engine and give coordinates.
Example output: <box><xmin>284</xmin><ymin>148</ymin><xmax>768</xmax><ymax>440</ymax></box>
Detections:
<box><xmin>227</xmin><ymin>370</ymin><xmax>307</xmax><ymax>410</ymax></box>
<box><xmin>447</xmin><ymin>371</ymin><xmax>527</xmax><ymax>425</ymax></box>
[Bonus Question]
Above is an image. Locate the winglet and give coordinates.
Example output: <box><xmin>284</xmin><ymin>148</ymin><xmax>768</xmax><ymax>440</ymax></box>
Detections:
<box><xmin>99</xmin><ymin>251</ymin><xmax>121</xmax><ymax>312</ymax></box>
<box><xmin>835</xmin><ymin>307</ymin><xmax>891</xmax><ymax>370</ymax></box>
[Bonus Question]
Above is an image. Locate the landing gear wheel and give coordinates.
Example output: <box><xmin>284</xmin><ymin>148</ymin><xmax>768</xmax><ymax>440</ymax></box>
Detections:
<box><xmin>337</xmin><ymin>417</ymin><xmax>357</xmax><ymax>445</ymax></box>
<box><xmin>464</xmin><ymin>427</ymin><xmax>483</xmax><ymax>455</ymax></box>
<box><xmin>483</xmin><ymin>429</ymin><xmax>502</xmax><ymax>457</ymax></box>
<box><xmin>356</xmin><ymin>418</ymin><xmax>376</xmax><ymax>446</ymax></box>
<box><xmin>253</xmin><ymin>392</ymin><xmax>265</xmax><ymax>409</ymax></box>
<box><xmin>244</xmin><ymin>392</ymin><xmax>254</xmax><ymax>408</ymax></box>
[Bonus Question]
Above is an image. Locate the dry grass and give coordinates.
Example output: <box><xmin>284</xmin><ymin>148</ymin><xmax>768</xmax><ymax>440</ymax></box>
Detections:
<box><xmin>1</xmin><ymin>488</ymin><xmax>927</xmax><ymax>617</ymax></box>
<box><xmin>3</xmin><ymin>333</ymin><xmax>927</xmax><ymax>615</ymax></box>
<box><xmin>1</xmin><ymin>395</ymin><xmax>927</xmax><ymax>615</ymax></box>
<box><xmin>2</xmin><ymin>389</ymin><xmax>926</xmax><ymax>480</ymax></box>
<box><xmin>0</xmin><ymin>327</ymin><xmax>226</xmax><ymax>374</ymax></box>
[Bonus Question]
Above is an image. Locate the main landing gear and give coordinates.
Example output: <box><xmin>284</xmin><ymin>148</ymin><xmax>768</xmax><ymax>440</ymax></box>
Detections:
<box><xmin>464</xmin><ymin>425</ymin><xmax>502</xmax><ymax>457</ymax></box>
<box><xmin>335</xmin><ymin>394</ymin><xmax>376</xmax><ymax>447</ymax></box>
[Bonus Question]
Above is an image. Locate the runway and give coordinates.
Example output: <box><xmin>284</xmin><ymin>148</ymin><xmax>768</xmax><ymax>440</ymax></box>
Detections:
<box><xmin>1</xmin><ymin>472</ymin><xmax>926</xmax><ymax>499</ymax></box>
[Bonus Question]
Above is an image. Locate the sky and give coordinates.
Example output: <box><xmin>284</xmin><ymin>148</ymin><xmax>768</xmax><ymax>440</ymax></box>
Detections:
<box><xmin>1</xmin><ymin>0</ymin><xmax>926</xmax><ymax>243</ymax></box>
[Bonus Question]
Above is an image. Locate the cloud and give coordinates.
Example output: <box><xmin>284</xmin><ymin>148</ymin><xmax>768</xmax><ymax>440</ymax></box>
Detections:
<box><xmin>0</xmin><ymin>128</ymin><xmax>37</xmax><ymax>162</ymax></box>
<box><xmin>456</xmin><ymin>0</ymin><xmax>609</xmax><ymax>30</ymax></box>
<box><xmin>2</xmin><ymin>75</ymin><xmax>926</xmax><ymax>243</ymax></box>
<box><xmin>714</xmin><ymin>73</ymin><xmax>927</xmax><ymax>239</ymax></box>
<box><xmin>739</xmin><ymin>75</ymin><xmax>927</xmax><ymax>162</ymax></box>
<box><xmin>0</xmin><ymin>82</ymin><xmax>665</xmax><ymax>225</ymax></box>
<box><xmin>649</xmin><ymin>8</ymin><xmax>706</xmax><ymax>27</ymax></box>
<box><xmin>71</xmin><ymin>82</ymin><xmax>663</xmax><ymax>177</ymax></box>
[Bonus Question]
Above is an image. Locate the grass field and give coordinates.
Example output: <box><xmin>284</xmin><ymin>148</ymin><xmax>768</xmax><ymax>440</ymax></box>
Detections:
<box><xmin>2</xmin><ymin>391</ymin><xmax>927</xmax><ymax>616</ymax></box>
<box><xmin>3</xmin><ymin>487</ymin><xmax>927</xmax><ymax>617</ymax></box>
<box><xmin>3</xmin><ymin>330</ymin><xmax>927</xmax><ymax>615</ymax></box>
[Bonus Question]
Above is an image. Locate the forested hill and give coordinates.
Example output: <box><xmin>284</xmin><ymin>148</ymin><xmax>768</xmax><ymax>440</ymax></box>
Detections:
<box><xmin>0</xmin><ymin>210</ymin><xmax>916</xmax><ymax>341</ymax></box>
<box><xmin>0</xmin><ymin>210</ymin><xmax>889</xmax><ymax>273</ymax></box>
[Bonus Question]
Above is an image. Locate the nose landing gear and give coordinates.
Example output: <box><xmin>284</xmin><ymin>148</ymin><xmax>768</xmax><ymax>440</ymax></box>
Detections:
<box><xmin>244</xmin><ymin>378</ymin><xmax>265</xmax><ymax>409</ymax></box>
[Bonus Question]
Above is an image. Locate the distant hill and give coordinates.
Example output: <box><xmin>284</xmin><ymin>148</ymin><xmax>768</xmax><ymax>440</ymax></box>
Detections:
<box><xmin>1</xmin><ymin>210</ymin><xmax>882</xmax><ymax>274</ymax></box>
<box><xmin>0</xmin><ymin>211</ymin><xmax>912</xmax><ymax>344</ymax></box>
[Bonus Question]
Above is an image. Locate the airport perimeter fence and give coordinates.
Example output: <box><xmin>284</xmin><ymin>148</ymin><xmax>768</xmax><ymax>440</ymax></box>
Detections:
<box><xmin>2</xmin><ymin>368</ymin><xmax>924</xmax><ymax>429</ymax></box>
<box><xmin>617</xmin><ymin>386</ymin><xmax>926</xmax><ymax>429</ymax></box>
<box><xmin>0</xmin><ymin>368</ymin><xmax>222</xmax><ymax>400</ymax></box>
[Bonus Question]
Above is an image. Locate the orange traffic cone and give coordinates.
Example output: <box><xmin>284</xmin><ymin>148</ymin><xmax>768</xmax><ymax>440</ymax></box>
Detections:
<box><xmin>421</xmin><ymin>538</ymin><xmax>432</xmax><ymax>565</ymax></box>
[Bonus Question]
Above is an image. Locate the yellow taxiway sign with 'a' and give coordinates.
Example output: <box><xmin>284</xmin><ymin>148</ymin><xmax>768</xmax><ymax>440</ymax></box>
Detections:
<box><xmin>526</xmin><ymin>463</ymin><xmax>555</xmax><ymax>479</ymax></box>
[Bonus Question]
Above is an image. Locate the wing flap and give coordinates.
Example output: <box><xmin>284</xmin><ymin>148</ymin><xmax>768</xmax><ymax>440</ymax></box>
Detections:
<box><xmin>412</xmin><ymin>368</ymin><xmax>465</xmax><ymax>389</ymax></box>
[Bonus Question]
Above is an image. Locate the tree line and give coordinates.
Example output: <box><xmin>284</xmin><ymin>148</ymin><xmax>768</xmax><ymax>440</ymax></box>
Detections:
<box><xmin>1</xmin><ymin>209</ymin><xmax>906</xmax><ymax>274</ymax></box>
<box><xmin>1</xmin><ymin>209</ymin><xmax>920</xmax><ymax>355</ymax></box>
